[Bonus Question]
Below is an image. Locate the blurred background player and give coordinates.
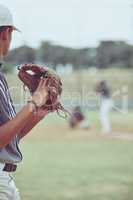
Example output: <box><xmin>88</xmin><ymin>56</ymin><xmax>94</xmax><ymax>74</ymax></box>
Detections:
<box><xmin>69</xmin><ymin>106</ymin><xmax>89</xmax><ymax>129</ymax></box>
<box><xmin>95</xmin><ymin>80</ymin><xmax>113</xmax><ymax>134</ymax></box>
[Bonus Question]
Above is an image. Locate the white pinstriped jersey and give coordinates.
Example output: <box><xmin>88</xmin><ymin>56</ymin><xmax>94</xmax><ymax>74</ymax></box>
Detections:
<box><xmin>0</xmin><ymin>69</ymin><xmax>22</xmax><ymax>164</ymax></box>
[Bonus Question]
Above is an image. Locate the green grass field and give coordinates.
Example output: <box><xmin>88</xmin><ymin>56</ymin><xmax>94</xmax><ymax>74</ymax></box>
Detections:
<box><xmin>5</xmin><ymin>69</ymin><xmax>133</xmax><ymax>199</ymax></box>
<box><xmin>14</xmin><ymin>112</ymin><xmax>133</xmax><ymax>200</ymax></box>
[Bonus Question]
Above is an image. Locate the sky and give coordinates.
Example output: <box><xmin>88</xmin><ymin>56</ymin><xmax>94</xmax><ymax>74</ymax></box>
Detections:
<box><xmin>0</xmin><ymin>0</ymin><xmax>132</xmax><ymax>48</ymax></box>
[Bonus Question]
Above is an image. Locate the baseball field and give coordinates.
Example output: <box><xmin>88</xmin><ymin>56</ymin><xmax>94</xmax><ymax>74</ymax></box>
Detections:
<box><xmin>7</xmin><ymin>68</ymin><xmax>133</xmax><ymax>200</ymax></box>
<box><xmin>13</xmin><ymin>111</ymin><xmax>133</xmax><ymax>200</ymax></box>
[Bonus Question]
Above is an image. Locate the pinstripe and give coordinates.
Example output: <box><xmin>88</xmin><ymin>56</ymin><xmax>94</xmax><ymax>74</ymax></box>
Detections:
<box><xmin>0</xmin><ymin>77</ymin><xmax>16</xmax><ymax>119</ymax></box>
<box><xmin>1</xmin><ymin>75</ymin><xmax>16</xmax><ymax>118</ymax></box>
<box><xmin>0</xmin><ymin>69</ymin><xmax>22</xmax><ymax>163</ymax></box>
<box><xmin>0</xmin><ymin>86</ymin><xmax>11</xmax><ymax>119</ymax></box>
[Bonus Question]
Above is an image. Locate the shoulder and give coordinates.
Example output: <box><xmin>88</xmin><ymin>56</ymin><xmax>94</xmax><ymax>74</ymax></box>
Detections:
<box><xmin>0</xmin><ymin>72</ymin><xmax>8</xmax><ymax>98</ymax></box>
<box><xmin>0</xmin><ymin>71</ymin><xmax>6</xmax><ymax>81</ymax></box>
<box><xmin>0</xmin><ymin>71</ymin><xmax>4</xmax><ymax>79</ymax></box>
<box><xmin>0</xmin><ymin>72</ymin><xmax>6</xmax><ymax>85</ymax></box>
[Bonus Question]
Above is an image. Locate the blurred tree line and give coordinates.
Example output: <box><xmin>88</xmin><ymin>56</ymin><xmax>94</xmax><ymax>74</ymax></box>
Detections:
<box><xmin>4</xmin><ymin>40</ymin><xmax>133</xmax><ymax>73</ymax></box>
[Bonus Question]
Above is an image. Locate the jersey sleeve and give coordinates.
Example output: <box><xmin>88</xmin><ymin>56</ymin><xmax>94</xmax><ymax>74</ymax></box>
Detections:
<box><xmin>0</xmin><ymin>79</ymin><xmax>10</xmax><ymax>124</ymax></box>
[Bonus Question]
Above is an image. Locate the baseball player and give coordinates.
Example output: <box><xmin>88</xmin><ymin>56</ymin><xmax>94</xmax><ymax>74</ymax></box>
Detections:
<box><xmin>69</xmin><ymin>106</ymin><xmax>89</xmax><ymax>129</ymax></box>
<box><xmin>95</xmin><ymin>80</ymin><xmax>113</xmax><ymax>134</ymax></box>
<box><xmin>0</xmin><ymin>4</ymin><xmax>53</xmax><ymax>199</ymax></box>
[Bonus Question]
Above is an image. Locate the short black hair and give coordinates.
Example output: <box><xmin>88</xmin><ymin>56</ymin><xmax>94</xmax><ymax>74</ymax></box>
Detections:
<box><xmin>0</xmin><ymin>26</ymin><xmax>13</xmax><ymax>32</ymax></box>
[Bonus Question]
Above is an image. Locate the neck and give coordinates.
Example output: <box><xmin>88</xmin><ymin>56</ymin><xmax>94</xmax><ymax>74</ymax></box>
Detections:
<box><xmin>0</xmin><ymin>56</ymin><xmax>3</xmax><ymax>61</ymax></box>
<box><xmin>0</xmin><ymin>46</ymin><xmax>4</xmax><ymax>62</ymax></box>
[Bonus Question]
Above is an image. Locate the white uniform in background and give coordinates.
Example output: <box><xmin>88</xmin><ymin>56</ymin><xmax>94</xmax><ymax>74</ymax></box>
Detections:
<box><xmin>100</xmin><ymin>97</ymin><xmax>113</xmax><ymax>134</ymax></box>
<box><xmin>96</xmin><ymin>81</ymin><xmax>113</xmax><ymax>134</ymax></box>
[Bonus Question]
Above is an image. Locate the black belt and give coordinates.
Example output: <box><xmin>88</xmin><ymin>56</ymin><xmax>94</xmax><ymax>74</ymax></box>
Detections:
<box><xmin>3</xmin><ymin>163</ymin><xmax>17</xmax><ymax>172</ymax></box>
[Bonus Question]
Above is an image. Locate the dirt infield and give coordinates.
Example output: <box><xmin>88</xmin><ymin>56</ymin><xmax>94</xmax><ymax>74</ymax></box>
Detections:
<box><xmin>25</xmin><ymin>119</ymin><xmax>133</xmax><ymax>143</ymax></box>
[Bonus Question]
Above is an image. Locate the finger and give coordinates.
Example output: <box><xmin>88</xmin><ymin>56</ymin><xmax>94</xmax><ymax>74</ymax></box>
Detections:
<box><xmin>42</xmin><ymin>78</ymin><xmax>47</xmax><ymax>88</ymax></box>
<box><xmin>40</xmin><ymin>79</ymin><xmax>49</xmax><ymax>99</ymax></box>
<box><xmin>41</xmin><ymin>80</ymin><xmax>49</xmax><ymax>98</ymax></box>
<box><xmin>37</xmin><ymin>78</ymin><xmax>44</xmax><ymax>90</ymax></box>
<box><xmin>38</xmin><ymin>78</ymin><xmax>47</xmax><ymax>89</ymax></box>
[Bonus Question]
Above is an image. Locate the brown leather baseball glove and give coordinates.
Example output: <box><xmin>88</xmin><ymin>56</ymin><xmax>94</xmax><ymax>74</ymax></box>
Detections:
<box><xmin>18</xmin><ymin>64</ymin><xmax>67</xmax><ymax>117</ymax></box>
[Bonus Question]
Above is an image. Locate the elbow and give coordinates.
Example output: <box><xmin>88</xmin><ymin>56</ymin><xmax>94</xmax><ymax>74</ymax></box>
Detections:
<box><xmin>0</xmin><ymin>136</ymin><xmax>9</xmax><ymax>149</ymax></box>
<box><xmin>0</xmin><ymin>141</ymin><xmax>8</xmax><ymax>149</ymax></box>
<box><xmin>0</xmin><ymin>127</ymin><xmax>18</xmax><ymax>148</ymax></box>
<box><xmin>0</xmin><ymin>129</ymin><xmax>13</xmax><ymax>148</ymax></box>
<box><xmin>0</xmin><ymin>143</ymin><xmax>6</xmax><ymax>149</ymax></box>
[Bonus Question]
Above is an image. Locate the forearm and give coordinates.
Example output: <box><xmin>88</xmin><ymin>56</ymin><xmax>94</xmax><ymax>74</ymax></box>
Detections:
<box><xmin>18</xmin><ymin>114</ymin><xmax>42</xmax><ymax>140</ymax></box>
<box><xmin>0</xmin><ymin>103</ymin><xmax>35</xmax><ymax>148</ymax></box>
<box><xmin>0</xmin><ymin>75</ymin><xmax>50</xmax><ymax>147</ymax></box>
<box><xmin>18</xmin><ymin>107</ymin><xmax>50</xmax><ymax>139</ymax></box>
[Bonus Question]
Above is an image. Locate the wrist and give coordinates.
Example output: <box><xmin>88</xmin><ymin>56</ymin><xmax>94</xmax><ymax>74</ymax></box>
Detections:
<box><xmin>32</xmin><ymin>93</ymin><xmax>47</xmax><ymax>108</ymax></box>
<box><xmin>36</xmin><ymin>108</ymin><xmax>50</xmax><ymax>120</ymax></box>
<box><xmin>27</xmin><ymin>100</ymin><xmax>38</xmax><ymax>113</ymax></box>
